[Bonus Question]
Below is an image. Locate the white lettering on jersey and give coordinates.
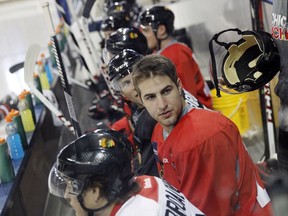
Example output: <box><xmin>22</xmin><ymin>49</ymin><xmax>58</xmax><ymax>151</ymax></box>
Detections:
<box><xmin>163</xmin><ymin>180</ymin><xmax>187</xmax><ymax>216</ymax></box>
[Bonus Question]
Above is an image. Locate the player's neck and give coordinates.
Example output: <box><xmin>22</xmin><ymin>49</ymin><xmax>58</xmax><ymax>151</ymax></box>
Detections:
<box><xmin>94</xmin><ymin>204</ymin><xmax>115</xmax><ymax>216</ymax></box>
<box><xmin>160</xmin><ymin>36</ymin><xmax>174</xmax><ymax>49</ymax></box>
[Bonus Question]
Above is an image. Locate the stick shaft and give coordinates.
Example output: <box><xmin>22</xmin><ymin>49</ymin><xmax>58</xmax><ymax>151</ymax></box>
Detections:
<box><xmin>42</xmin><ymin>2</ymin><xmax>82</xmax><ymax>137</ymax></box>
<box><xmin>250</xmin><ymin>0</ymin><xmax>277</xmax><ymax>160</ymax></box>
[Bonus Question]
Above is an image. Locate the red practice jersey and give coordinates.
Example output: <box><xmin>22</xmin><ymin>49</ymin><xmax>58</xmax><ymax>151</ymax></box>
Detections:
<box><xmin>152</xmin><ymin>108</ymin><xmax>273</xmax><ymax>216</ymax></box>
<box><xmin>159</xmin><ymin>42</ymin><xmax>212</xmax><ymax>109</ymax></box>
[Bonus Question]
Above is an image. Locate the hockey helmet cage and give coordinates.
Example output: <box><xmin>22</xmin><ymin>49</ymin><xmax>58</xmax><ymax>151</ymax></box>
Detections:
<box><xmin>48</xmin><ymin>129</ymin><xmax>134</xmax><ymax>201</ymax></box>
<box><xmin>138</xmin><ymin>6</ymin><xmax>175</xmax><ymax>35</ymax></box>
<box><xmin>209</xmin><ymin>28</ymin><xmax>280</xmax><ymax>96</ymax></box>
<box><xmin>105</xmin><ymin>27</ymin><xmax>148</xmax><ymax>55</ymax></box>
<box><xmin>108</xmin><ymin>49</ymin><xmax>143</xmax><ymax>91</ymax></box>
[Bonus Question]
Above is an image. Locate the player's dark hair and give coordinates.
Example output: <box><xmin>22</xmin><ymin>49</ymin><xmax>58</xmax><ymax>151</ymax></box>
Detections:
<box><xmin>87</xmin><ymin>176</ymin><xmax>140</xmax><ymax>203</ymax></box>
<box><xmin>132</xmin><ymin>55</ymin><xmax>178</xmax><ymax>96</ymax></box>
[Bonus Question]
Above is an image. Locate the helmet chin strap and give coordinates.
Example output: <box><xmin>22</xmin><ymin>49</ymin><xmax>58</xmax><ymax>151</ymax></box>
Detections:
<box><xmin>77</xmin><ymin>194</ymin><xmax>114</xmax><ymax>215</ymax></box>
<box><xmin>156</xmin><ymin>36</ymin><xmax>169</xmax><ymax>51</ymax></box>
<box><xmin>152</xmin><ymin>25</ymin><xmax>169</xmax><ymax>51</ymax></box>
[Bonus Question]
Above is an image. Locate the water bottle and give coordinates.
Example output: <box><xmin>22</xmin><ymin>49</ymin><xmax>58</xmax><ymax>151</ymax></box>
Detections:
<box><xmin>0</xmin><ymin>138</ymin><xmax>15</xmax><ymax>183</ymax></box>
<box><xmin>22</xmin><ymin>89</ymin><xmax>36</xmax><ymax>124</ymax></box>
<box><xmin>9</xmin><ymin>109</ymin><xmax>28</xmax><ymax>150</ymax></box>
<box><xmin>33</xmin><ymin>73</ymin><xmax>43</xmax><ymax>106</ymax></box>
<box><xmin>55</xmin><ymin>27</ymin><xmax>65</xmax><ymax>52</ymax></box>
<box><xmin>17</xmin><ymin>93</ymin><xmax>35</xmax><ymax>132</ymax></box>
<box><xmin>37</xmin><ymin>60</ymin><xmax>50</xmax><ymax>90</ymax></box>
<box><xmin>57</xmin><ymin>20</ymin><xmax>69</xmax><ymax>45</ymax></box>
<box><xmin>58</xmin><ymin>21</ymin><xmax>67</xmax><ymax>47</ymax></box>
<box><xmin>48</xmin><ymin>41</ymin><xmax>57</xmax><ymax>68</ymax></box>
<box><xmin>40</xmin><ymin>53</ymin><xmax>53</xmax><ymax>85</ymax></box>
<box><xmin>5</xmin><ymin>116</ymin><xmax>24</xmax><ymax>160</ymax></box>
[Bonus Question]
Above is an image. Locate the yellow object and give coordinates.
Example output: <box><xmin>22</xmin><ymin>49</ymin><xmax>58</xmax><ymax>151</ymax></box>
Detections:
<box><xmin>37</xmin><ymin>61</ymin><xmax>50</xmax><ymax>90</ymax></box>
<box><xmin>18</xmin><ymin>93</ymin><xmax>35</xmax><ymax>132</ymax></box>
<box><xmin>211</xmin><ymin>89</ymin><xmax>249</xmax><ymax>135</ymax></box>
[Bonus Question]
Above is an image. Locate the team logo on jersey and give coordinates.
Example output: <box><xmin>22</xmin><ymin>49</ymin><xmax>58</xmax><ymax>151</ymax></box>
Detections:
<box><xmin>143</xmin><ymin>178</ymin><xmax>152</xmax><ymax>189</ymax></box>
<box><xmin>163</xmin><ymin>158</ymin><xmax>169</xmax><ymax>163</ymax></box>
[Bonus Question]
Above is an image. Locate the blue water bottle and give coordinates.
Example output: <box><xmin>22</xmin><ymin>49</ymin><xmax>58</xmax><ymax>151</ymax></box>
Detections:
<box><xmin>5</xmin><ymin>115</ymin><xmax>24</xmax><ymax>160</ymax></box>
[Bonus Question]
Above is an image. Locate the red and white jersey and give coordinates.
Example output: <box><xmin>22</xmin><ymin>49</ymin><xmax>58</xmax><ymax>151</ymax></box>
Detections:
<box><xmin>111</xmin><ymin>176</ymin><xmax>205</xmax><ymax>216</ymax></box>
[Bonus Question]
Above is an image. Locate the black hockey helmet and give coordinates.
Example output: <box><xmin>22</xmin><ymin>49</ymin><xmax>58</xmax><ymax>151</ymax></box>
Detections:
<box><xmin>108</xmin><ymin>49</ymin><xmax>143</xmax><ymax>91</ymax></box>
<box><xmin>138</xmin><ymin>6</ymin><xmax>175</xmax><ymax>35</ymax></box>
<box><xmin>104</xmin><ymin>0</ymin><xmax>135</xmax><ymax>11</ymax></box>
<box><xmin>100</xmin><ymin>16</ymin><xmax>131</xmax><ymax>32</ymax></box>
<box><xmin>105</xmin><ymin>27</ymin><xmax>148</xmax><ymax>55</ymax></box>
<box><xmin>105</xmin><ymin>0</ymin><xmax>132</xmax><ymax>18</ymax></box>
<box><xmin>48</xmin><ymin>129</ymin><xmax>134</xmax><ymax>211</ymax></box>
<box><xmin>209</xmin><ymin>28</ymin><xmax>280</xmax><ymax>96</ymax></box>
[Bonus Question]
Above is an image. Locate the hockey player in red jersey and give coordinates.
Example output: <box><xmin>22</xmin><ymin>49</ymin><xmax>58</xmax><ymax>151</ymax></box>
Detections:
<box><xmin>108</xmin><ymin>49</ymin><xmax>206</xmax><ymax>177</ymax></box>
<box><xmin>138</xmin><ymin>6</ymin><xmax>212</xmax><ymax>109</ymax></box>
<box><xmin>132</xmin><ymin>55</ymin><xmax>273</xmax><ymax>216</ymax></box>
<box><xmin>48</xmin><ymin>129</ymin><xmax>205</xmax><ymax>216</ymax></box>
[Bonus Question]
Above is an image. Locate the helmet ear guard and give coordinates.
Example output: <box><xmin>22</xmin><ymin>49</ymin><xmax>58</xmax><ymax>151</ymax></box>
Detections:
<box><xmin>209</xmin><ymin>28</ymin><xmax>280</xmax><ymax>96</ymax></box>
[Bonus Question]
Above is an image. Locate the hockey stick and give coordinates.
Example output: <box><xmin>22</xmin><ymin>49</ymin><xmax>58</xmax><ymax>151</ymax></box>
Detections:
<box><xmin>250</xmin><ymin>0</ymin><xmax>277</xmax><ymax>161</ymax></box>
<box><xmin>82</xmin><ymin>0</ymin><xmax>121</xmax><ymax>101</ymax></box>
<box><xmin>54</xmin><ymin>1</ymin><xmax>99</xmax><ymax>87</ymax></box>
<box><xmin>65</xmin><ymin>0</ymin><xmax>121</xmax><ymax>101</ymax></box>
<box><xmin>24</xmin><ymin>43</ymin><xmax>75</xmax><ymax>133</ymax></box>
<box><xmin>9</xmin><ymin>62</ymin><xmax>24</xmax><ymax>73</ymax></box>
<box><xmin>57</xmin><ymin>0</ymin><xmax>101</xmax><ymax>82</ymax></box>
<box><xmin>42</xmin><ymin>2</ymin><xmax>82</xmax><ymax>137</ymax></box>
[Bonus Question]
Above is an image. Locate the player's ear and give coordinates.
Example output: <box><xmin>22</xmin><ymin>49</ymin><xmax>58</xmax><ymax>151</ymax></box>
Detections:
<box><xmin>157</xmin><ymin>24</ymin><xmax>167</xmax><ymax>38</ymax></box>
<box><xmin>91</xmin><ymin>185</ymin><xmax>102</xmax><ymax>202</ymax></box>
<box><xmin>177</xmin><ymin>78</ymin><xmax>183</xmax><ymax>94</ymax></box>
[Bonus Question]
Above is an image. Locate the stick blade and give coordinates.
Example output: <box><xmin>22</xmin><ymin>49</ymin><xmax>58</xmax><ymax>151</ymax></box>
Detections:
<box><xmin>24</xmin><ymin>44</ymin><xmax>41</xmax><ymax>85</ymax></box>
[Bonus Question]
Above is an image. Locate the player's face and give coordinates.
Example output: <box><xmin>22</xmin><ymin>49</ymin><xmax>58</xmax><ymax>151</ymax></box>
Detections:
<box><xmin>103</xmin><ymin>30</ymin><xmax>114</xmax><ymax>40</ymax></box>
<box><xmin>64</xmin><ymin>186</ymin><xmax>88</xmax><ymax>216</ymax></box>
<box><xmin>65</xmin><ymin>185</ymin><xmax>110</xmax><ymax>216</ymax></box>
<box><xmin>118</xmin><ymin>73</ymin><xmax>142</xmax><ymax>106</ymax></box>
<box><xmin>138</xmin><ymin>75</ymin><xmax>184</xmax><ymax>131</ymax></box>
<box><xmin>139</xmin><ymin>25</ymin><xmax>158</xmax><ymax>51</ymax></box>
